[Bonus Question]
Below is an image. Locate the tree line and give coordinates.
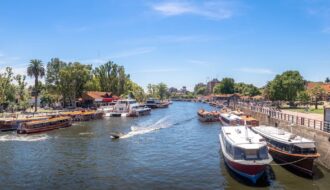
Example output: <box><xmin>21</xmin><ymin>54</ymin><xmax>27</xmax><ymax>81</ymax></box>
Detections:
<box><xmin>0</xmin><ymin>58</ymin><xmax>146</xmax><ymax>112</ymax></box>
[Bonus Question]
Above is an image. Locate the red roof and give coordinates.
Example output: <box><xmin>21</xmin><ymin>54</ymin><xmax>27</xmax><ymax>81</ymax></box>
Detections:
<box><xmin>83</xmin><ymin>91</ymin><xmax>119</xmax><ymax>100</ymax></box>
<box><xmin>306</xmin><ymin>82</ymin><xmax>330</xmax><ymax>93</ymax></box>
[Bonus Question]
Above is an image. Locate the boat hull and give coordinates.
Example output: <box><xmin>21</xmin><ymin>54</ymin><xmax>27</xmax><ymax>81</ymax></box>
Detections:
<box><xmin>17</xmin><ymin>122</ymin><xmax>72</xmax><ymax>134</ymax></box>
<box><xmin>198</xmin><ymin>114</ymin><xmax>219</xmax><ymax>122</ymax></box>
<box><xmin>219</xmin><ymin>133</ymin><xmax>269</xmax><ymax>184</ymax></box>
<box><xmin>268</xmin><ymin>146</ymin><xmax>317</xmax><ymax>176</ymax></box>
<box><xmin>223</xmin><ymin>154</ymin><xmax>266</xmax><ymax>184</ymax></box>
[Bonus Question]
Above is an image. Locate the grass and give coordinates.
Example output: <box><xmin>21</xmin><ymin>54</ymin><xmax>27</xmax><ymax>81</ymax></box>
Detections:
<box><xmin>282</xmin><ymin>107</ymin><xmax>324</xmax><ymax>115</ymax></box>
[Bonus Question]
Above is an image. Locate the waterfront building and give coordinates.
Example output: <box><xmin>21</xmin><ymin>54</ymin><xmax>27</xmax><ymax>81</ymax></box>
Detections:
<box><xmin>81</xmin><ymin>91</ymin><xmax>119</xmax><ymax>107</ymax></box>
<box><xmin>207</xmin><ymin>79</ymin><xmax>220</xmax><ymax>94</ymax></box>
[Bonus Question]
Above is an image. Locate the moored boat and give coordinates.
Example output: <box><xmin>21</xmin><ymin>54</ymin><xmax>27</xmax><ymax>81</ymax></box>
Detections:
<box><xmin>219</xmin><ymin>126</ymin><xmax>272</xmax><ymax>184</ymax></box>
<box><xmin>0</xmin><ymin>116</ymin><xmax>49</xmax><ymax>132</ymax></box>
<box><xmin>197</xmin><ymin>109</ymin><xmax>220</xmax><ymax>122</ymax></box>
<box><xmin>145</xmin><ymin>99</ymin><xmax>160</xmax><ymax>108</ymax></box>
<box><xmin>240</xmin><ymin>115</ymin><xmax>259</xmax><ymax>127</ymax></box>
<box><xmin>219</xmin><ymin>113</ymin><xmax>242</xmax><ymax>126</ymax></box>
<box><xmin>17</xmin><ymin>116</ymin><xmax>72</xmax><ymax>134</ymax></box>
<box><xmin>97</xmin><ymin>102</ymin><xmax>116</xmax><ymax>117</ymax></box>
<box><xmin>251</xmin><ymin>126</ymin><xmax>320</xmax><ymax>176</ymax></box>
<box><xmin>128</xmin><ymin>105</ymin><xmax>151</xmax><ymax>117</ymax></box>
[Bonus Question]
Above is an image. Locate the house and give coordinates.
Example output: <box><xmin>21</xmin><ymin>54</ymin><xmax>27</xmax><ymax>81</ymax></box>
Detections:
<box><xmin>210</xmin><ymin>93</ymin><xmax>241</xmax><ymax>107</ymax></box>
<box><xmin>207</xmin><ymin>79</ymin><xmax>220</xmax><ymax>94</ymax></box>
<box><xmin>81</xmin><ymin>91</ymin><xmax>119</xmax><ymax>106</ymax></box>
<box><xmin>306</xmin><ymin>82</ymin><xmax>330</xmax><ymax>101</ymax></box>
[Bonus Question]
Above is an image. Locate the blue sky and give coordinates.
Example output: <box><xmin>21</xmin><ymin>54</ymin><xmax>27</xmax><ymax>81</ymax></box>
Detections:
<box><xmin>1</xmin><ymin>0</ymin><xmax>330</xmax><ymax>90</ymax></box>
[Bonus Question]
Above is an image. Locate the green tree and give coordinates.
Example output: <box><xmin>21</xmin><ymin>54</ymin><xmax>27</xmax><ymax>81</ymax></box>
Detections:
<box><xmin>59</xmin><ymin>62</ymin><xmax>92</xmax><ymax>107</ymax></box>
<box><xmin>27</xmin><ymin>59</ymin><xmax>45</xmax><ymax>112</ymax></box>
<box><xmin>234</xmin><ymin>82</ymin><xmax>261</xmax><ymax>96</ymax></box>
<box><xmin>308</xmin><ymin>84</ymin><xmax>325</xmax><ymax>109</ymax></box>
<box><xmin>46</xmin><ymin>58</ymin><xmax>66</xmax><ymax>104</ymax></box>
<box><xmin>194</xmin><ymin>83</ymin><xmax>207</xmax><ymax>95</ymax></box>
<box><xmin>325</xmin><ymin>77</ymin><xmax>330</xmax><ymax>83</ymax></box>
<box><xmin>297</xmin><ymin>90</ymin><xmax>310</xmax><ymax>106</ymax></box>
<box><xmin>213</xmin><ymin>78</ymin><xmax>235</xmax><ymax>94</ymax></box>
<box><xmin>266</xmin><ymin>71</ymin><xmax>305</xmax><ymax>105</ymax></box>
<box><xmin>14</xmin><ymin>74</ymin><xmax>30</xmax><ymax>110</ymax></box>
<box><xmin>158</xmin><ymin>83</ymin><xmax>168</xmax><ymax>100</ymax></box>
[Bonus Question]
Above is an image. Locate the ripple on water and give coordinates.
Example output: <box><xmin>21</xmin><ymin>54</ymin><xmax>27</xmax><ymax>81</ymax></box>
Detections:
<box><xmin>0</xmin><ymin>133</ymin><xmax>49</xmax><ymax>142</ymax></box>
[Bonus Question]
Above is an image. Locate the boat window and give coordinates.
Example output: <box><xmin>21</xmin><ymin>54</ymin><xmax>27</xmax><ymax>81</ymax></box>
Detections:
<box><xmin>258</xmin><ymin>146</ymin><xmax>268</xmax><ymax>159</ymax></box>
<box><xmin>244</xmin><ymin>149</ymin><xmax>258</xmax><ymax>160</ymax></box>
<box><xmin>234</xmin><ymin>147</ymin><xmax>245</xmax><ymax>159</ymax></box>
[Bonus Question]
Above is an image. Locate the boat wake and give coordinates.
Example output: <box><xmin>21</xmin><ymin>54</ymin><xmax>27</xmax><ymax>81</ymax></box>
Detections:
<box><xmin>0</xmin><ymin>134</ymin><xmax>49</xmax><ymax>142</ymax></box>
<box><xmin>79</xmin><ymin>132</ymin><xmax>94</xmax><ymax>136</ymax></box>
<box><xmin>120</xmin><ymin>116</ymin><xmax>170</xmax><ymax>139</ymax></box>
<box><xmin>119</xmin><ymin>116</ymin><xmax>196</xmax><ymax>139</ymax></box>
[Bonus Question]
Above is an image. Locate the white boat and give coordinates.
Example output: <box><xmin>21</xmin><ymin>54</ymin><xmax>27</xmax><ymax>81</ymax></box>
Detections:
<box><xmin>110</xmin><ymin>99</ymin><xmax>151</xmax><ymax>117</ymax></box>
<box><xmin>251</xmin><ymin>126</ymin><xmax>320</xmax><ymax>176</ymax></box>
<box><xmin>97</xmin><ymin>102</ymin><xmax>116</xmax><ymax>117</ymax></box>
<box><xmin>219</xmin><ymin>126</ymin><xmax>272</xmax><ymax>184</ymax></box>
<box><xmin>219</xmin><ymin>113</ymin><xmax>242</xmax><ymax>126</ymax></box>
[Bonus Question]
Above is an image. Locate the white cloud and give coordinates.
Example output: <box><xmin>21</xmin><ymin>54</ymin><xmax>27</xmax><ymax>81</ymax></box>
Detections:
<box><xmin>239</xmin><ymin>68</ymin><xmax>274</xmax><ymax>75</ymax></box>
<box><xmin>152</xmin><ymin>1</ymin><xmax>235</xmax><ymax>20</ymax></box>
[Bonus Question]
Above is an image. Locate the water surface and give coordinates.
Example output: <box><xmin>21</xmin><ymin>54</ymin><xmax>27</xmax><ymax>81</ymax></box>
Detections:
<box><xmin>0</xmin><ymin>102</ymin><xmax>329</xmax><ymax>190</ymax></box>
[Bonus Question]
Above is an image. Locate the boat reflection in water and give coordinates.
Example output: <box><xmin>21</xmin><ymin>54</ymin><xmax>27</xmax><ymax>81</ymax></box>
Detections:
<box><xmin>219</xmin><ymin>126</ymin><xmax>273</xmax><ymax>184</ymax></box>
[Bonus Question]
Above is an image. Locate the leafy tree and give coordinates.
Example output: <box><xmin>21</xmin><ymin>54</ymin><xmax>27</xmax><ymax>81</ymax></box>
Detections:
<box><xmin>213</xmin><ymin>78</ymin><xmax>235</xmax><ymax>94</ymax></box>
<box><xmin>27</xmin><ymin>59</ymin><xmax>45</xmax><ymax>112</ymax></box>
<box><xmin>266</xmin><ymin>71</ymin><xmax>305</xmax><ymax>105</ymax></box>
<box><xmin>158</xmin><ymin>83</ymin><xmax>168</xmax><ymax>100</ymax></box>
<box><xmin>308</xmin><ymin>84</ymin><xmax>325</xmax><ymax>109</ymax></box>
<box><xmin>234</xmin><ymin>82</ymin><xmax>261</xmax><ymax>96</ymax></box>
<box><xmin>14</xmin><ymin>74</ymin><xmax>30</xmax><ymax>110</ymax></box>
<box><xmin>0</xmin><ymin>67</ymin><xmax>14</xmax><ymax>106</ymax></box>
<box><xmin>59</xmin><ymin>62</ymin><xmax>92</xmax><ymax>107</ymax></box>
<box><xmin>46</xmin><ymin>58</ymin><xmax>67</xmax><ymax>103</ymax></box>
<box><xmin>194</xmin><ymin>83</ymin><xmax>207</xmax><ymax>95</ymax></box>
<box><xmin>297</xmin><ymin>90</ymin><xmax>310</xmax><ymax>106</ymax></box>
<box><xmin>325</xmin><ymin>77</ymin><xmax>330</xmax><ymax>83</ymax></box>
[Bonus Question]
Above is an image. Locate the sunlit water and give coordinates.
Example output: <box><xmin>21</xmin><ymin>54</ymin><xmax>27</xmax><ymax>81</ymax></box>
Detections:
<box><xmin>0</xmin><ymin>102</ymin><xmax>329</xmax><ymax>190</ymax></box>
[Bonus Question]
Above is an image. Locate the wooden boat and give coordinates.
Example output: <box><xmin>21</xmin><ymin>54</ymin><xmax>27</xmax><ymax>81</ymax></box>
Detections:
<box><xmin>197</xmin><ymin>109</ymin><xmax>220</xmax><ymax>122</ymax></box>
<box><xmin>219</xmin><ymin>113</ymin><xmax>242</xmax><ymax>126</ymax></box>
<box><xmin>251</xmin><ymin>126</ymin><xmax>320</xmax><ymax>176</ymax></box>
<box><xmin>219</xmin><ymin>126</ymin><xmax>272</xmax><ymax>184</ymax></box>
<box><xmin>0</xmin><ymin>116</ymin><xmax>49</xmax><ymax>132</ymax></box>
<box><xmin>240</xmin><ymin>115</ymin><xmax>259</xmax><ymax>127</ymax></box>
<box><xmin>17</xmin><ymin>116</ymin><xmax>72</xmax><ymax>134</ymax></box>
<box><xmin>146</xmin><ymin>99</ymin><xmax>170</xmax><ymax>109</ymax></box>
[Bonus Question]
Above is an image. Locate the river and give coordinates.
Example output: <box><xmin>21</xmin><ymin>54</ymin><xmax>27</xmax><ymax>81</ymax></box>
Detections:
<box><xmin>0</xmin><ymin>102</ymin><xmax>329</xmax><ymax>190</ymax></box>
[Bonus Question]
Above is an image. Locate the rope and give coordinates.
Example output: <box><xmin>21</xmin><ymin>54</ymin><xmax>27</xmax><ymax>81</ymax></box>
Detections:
<box><xmin>269</xmin><ymin>156</ymin><xmax>309</xmax><ymax>166</ymax></box>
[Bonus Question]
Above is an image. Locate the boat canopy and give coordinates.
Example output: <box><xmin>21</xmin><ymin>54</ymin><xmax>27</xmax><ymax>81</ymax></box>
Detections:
<box><xmin>294</xmin><ymin>142</ymin><xmax>316</xmax><ymax>149</ymax></box>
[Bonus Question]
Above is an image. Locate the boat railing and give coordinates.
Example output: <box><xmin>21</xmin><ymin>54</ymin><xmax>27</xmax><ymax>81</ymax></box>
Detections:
<box><xmin>237</xmin><ymin>102</ymin><xmax>330</xmax><ymax>134</ymax></box>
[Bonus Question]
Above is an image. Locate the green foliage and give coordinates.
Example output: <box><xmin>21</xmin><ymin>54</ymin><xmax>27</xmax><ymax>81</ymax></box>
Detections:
<box><xmin>308</xmin><ymin>84</ymin><xmax>325</xmax><ymax>109</ymax></box>
<box><xmin>266</xmin><ymin>71</ymin><xmax>305</xmax><ymax>103</ymax></box>
<box><xmin>234</xmin><ymin>82</ymin><xmax>261</xmax><ymax>96</ymax></box>
<box><xmin>213</xmin><ymin>78</ymin><xmax>235</xmax><ymax>94</ymax></box>
<box><xmin>325</xmin><ymin>77</ymin><xmax>330</xmax><ymax>83</ymax></box>
<box><xmin>59</xmin><ymin>62</ymin><xmax>92</xmax><ymax>107</ymax></box>
<box><xmin>93</xmin><ymin>61</ymin><xmax>130</xmax><ymax>95</ymax></box>
<box><xmin>27</xmin><ymin>59</ymin><xmax>45</xmax><ymax>112</ymax></box>
<box><xmin>194</xmin><ymin>83</ymin><xmax>207</xmax><ymax>95</ymax></box>
<box><xmin>297</xmin><ymin>90</ymin><xmax>310</xmax><ymax>105</ymax></box>
<box><xmin>147</xmin><ymin>83</ymin><xmax>169</xmax><ymax>100</ymax></box>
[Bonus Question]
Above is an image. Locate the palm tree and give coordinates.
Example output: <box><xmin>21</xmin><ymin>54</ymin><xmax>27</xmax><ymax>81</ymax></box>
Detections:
<box><xmin>27</xmin><ymin>59</ymin><xmax>45</xmax><ymax>112</ymax></box>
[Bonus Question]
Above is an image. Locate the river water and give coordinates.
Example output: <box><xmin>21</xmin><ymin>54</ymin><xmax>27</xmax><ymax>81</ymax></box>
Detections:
<box><xmin>0</xmin><ymin>102</ymin><xmax>329</xmax><ymax>190</ymax></box>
